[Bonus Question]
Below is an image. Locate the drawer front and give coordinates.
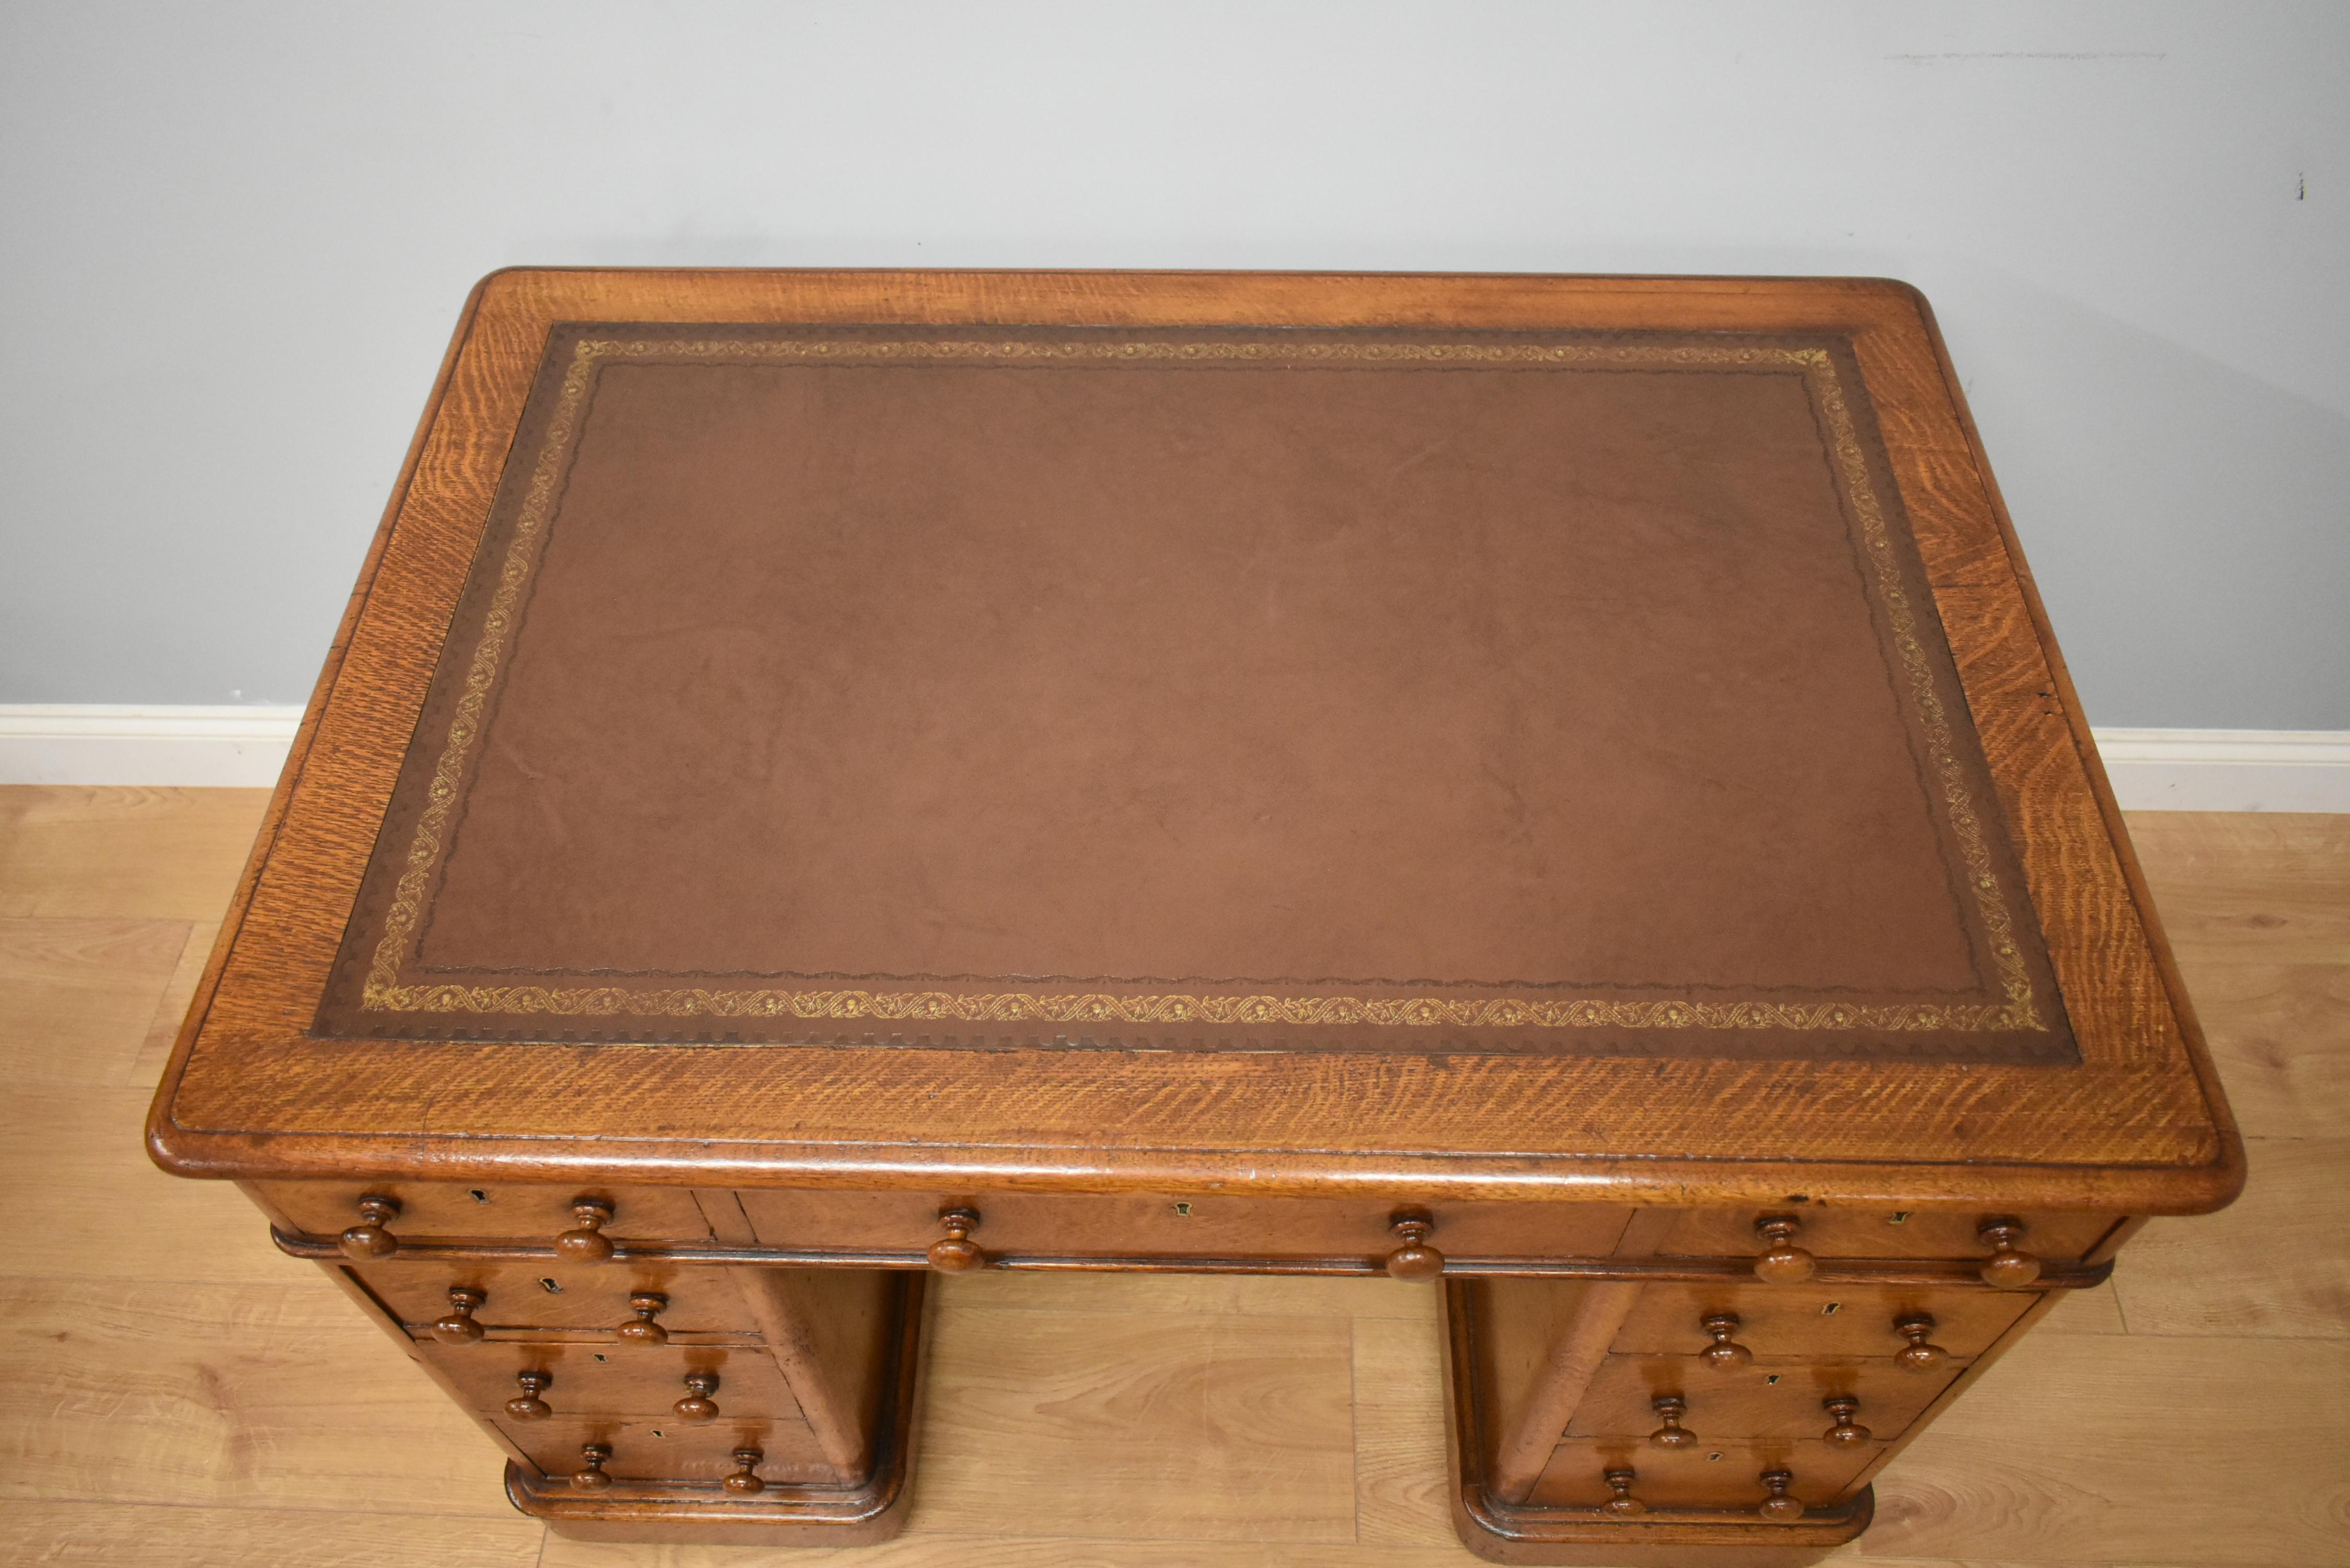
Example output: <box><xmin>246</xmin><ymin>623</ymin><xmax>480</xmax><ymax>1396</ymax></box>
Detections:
<box><xmin>1526</xmin><ymin>1437</ymin><xmax>1874</xmax><ymax>1511</ymax></box>
<box><xmin>1563</xmin><ymin>1354</ymin><xmax>1952</xmax><ymax>1443</ymax></box>
<box><xmin>497</xmin><ymin>1415</ymin><xmax>844</xmax><ymax>1488</ymax></box>
<box><xmin>1661</xmin><ymin>1206</ymin><xmax>2112</xmax><ymax>1264</ymax></box>
<box><xmin>421</xmin><ymin>1340</ymin><xmax>799</xmax><ymax>1423</ymax></box>
<box><xmin>257</xmin><ymin>1180</ymin><xmax>712</xmax><ymax>1247</ymax></box>
<box><xmin>353</xmin><ymin>1259</ymin><xmax>754</xmax><ymax>1333</ymax></box>
<box><xmin>1610</xmin><ymin>1284</ymin><xmax>2032</xmax><ymax>1361</ymax></box>
<box><xmin>738</xmin><ymin>1189</ymin><xmax>1632</xmax><ymax>1263</ymax></box>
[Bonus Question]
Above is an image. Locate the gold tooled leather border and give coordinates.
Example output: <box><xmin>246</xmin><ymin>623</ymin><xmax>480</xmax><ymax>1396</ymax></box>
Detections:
<box><xmin>358</xmin><ymin>335</ymin><xmax>2042</xmax><ymax>1035</ymax></box>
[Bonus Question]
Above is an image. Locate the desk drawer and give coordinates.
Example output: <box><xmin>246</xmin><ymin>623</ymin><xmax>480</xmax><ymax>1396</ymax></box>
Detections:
<box><xmin>353</xmin><ymin>1259</ymin><xmax>754</xmax><ymax>1333</ymax></box>
<box><xmin>1563</xmin><ymin>1354</ymin><xmax>1952</xmax><ymax>1445</ymax></box>
<box><xmin>256</xmin><ymin>1180</ymin><xmax>712</xmax><ymax>1250</ymax></box>
<box><xmin>736</xmin><ymin>1189</ymin><xmax>1631</xmax><ymax>1266</ymax></box>
<box><xmin>1661</xmin><ymin>1206</ymin><xmax>2112</xmax><ymax>1269</ymax></box>
<box><xmin>1610</xmin><ymin>1283</ymin><xmax>2031</xmax><ymax>1361</ymax></box>
<box><xmin>422</xmin><ymin>1340</ymin><xmax>798</xmax><ymax>1423</ymax></box>
<box><xmin>1525</xmin><ymin>1437</ymin><xmax>1875</xmax><ymax>1512</ymax></box>
<box><xmin>497</xmin><ymin>1416</ymin><xmax>845</xmax><ymax>1488</ymax></box>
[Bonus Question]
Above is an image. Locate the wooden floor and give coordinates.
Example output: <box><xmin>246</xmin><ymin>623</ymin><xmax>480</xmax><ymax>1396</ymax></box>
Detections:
<box><xmin>2</xmin><ymin>788</ymin><xmax>2343</xmax><ymax>1568</ymax></box>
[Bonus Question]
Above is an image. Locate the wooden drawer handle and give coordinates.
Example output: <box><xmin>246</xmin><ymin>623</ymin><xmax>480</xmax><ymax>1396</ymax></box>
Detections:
<box><xmin>1978</xmin><ymin>1216</ymin><xmax>2042</xmax><ymax>1288</ymax></box>
<box><xmin>430</xmin><ymin>1286</ymin><xmax>487</xmax><ymax>1344</ymax></box>
<box><xmin>724</xmin><ymin>1446</ymin><xmax>766</xmax><ymax>1496</ymax></box>
<box><xmin>1823</xmin><ymin>1395</ymin><xmax>1872</xmax><ymax>1445</ymax></box>
<box><xmin>1893</xmin><ymin>1312</ymin><xmax>1951</xmax><ymax>1371</ymax></box>
<box><xmin>928</xmin><ymin>1207</ymin><xmax>985</xmax><ymax>1273</ymax></box>
<box><xmin>338</xmin><ymin>1195</ymin><xmax>401</xmax><ymax>1260</ymax></box>
<box><xmin>571</xmin><ymin>1443</ymin><xmax>612</xmax><ymax>1491</ymax></box>
<box><xmin>1601</xmin><ymin>1467</ymin><xmax>1646</xmax><ymax>1516</ymax></box>
<box><xmin>674</xmin><ymin>1371</ymin><xmax>721</xmax><ymax>1423</ymax></box>
<box><xmin>1385</xmin><ymin>1209</ymin><xmax>1445</xmax><ymax>1281</ymax></box>
<box><xmin>556</xmin><ymin>1198</ymin><xmax>616</xmax><ymax>1262</ymax></box>
<box><xmin>1752</xmin><ymin>1214</ymin><xmax>1816</xmax><ymax>1283</ymax></box>
<box><xmin>615</xmin><ymin>1292</ymin><xmax>669</xmax><ymax>1346</ymax></box>
<box><xmin>1758</xmin><ymin>1469</ymin><xmax>1805</xmax><ymax>1521</ymax></box>
<box><xmin>506</xmin><ymin>1369</ymin><xmax>554</xmax><ymax>1421</ymax></box>
<box><xmin>1699</xmin><ymin>1312</ymin><xmax>1754</xmax><ymax>1370</ymax></box>
<box><xmin>1648</xmin><ymin>1394</ymin><xmax>1695</xmax><ymax>1448</ymax></box>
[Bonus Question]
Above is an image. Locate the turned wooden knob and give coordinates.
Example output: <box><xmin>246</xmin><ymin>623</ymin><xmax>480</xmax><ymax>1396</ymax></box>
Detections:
<box><xmin>1758</xmin><ymin>1469</ymin><xmax>1805</xmax><ymax>1522</ymax></box>
<box><xmin>505</xmin><ymin>1369</ymin><xmax>553</xmax><ymax>1421</ymax></box>
<box><xmin>614</xmin><ymin>1292</ymin><xmax>669</xmax><ymax>1346</ymax></box>
<box><xmin>674</xmin><ymin>1371</ymin><xmax>720</xmax><ymax>1423</ymax></box>
<box><xmin>1752</xmin><ymin>1214</ymin><xmax>1815</xmax><ymax>1283</ymax></box>
<box><xmin>1699</xmin><ymin>1312</ymin><xmax>1754</xmax><ymax>1370</ymax></box>
<box><xmin>1600</xmin><ymin>1467</ymin><xmax>1646</xmax><ymax>1516</ymax></box>
<box><xmin>555</xmin><ymin>1198</ymin><xmax>616</xmax><ymax>1262</ymax></box>
<box><xmin>723</xmin><ymin>1446</ymin><xmax>766</xmax><ymax>1496</ymax></box>
<box><xmin>429</xmin><ymin>1286</ymin><xmax>487</xmax><ymax>1344</ymax></box>
<box><xmin>338</xmin><ymin>1195</ymin><xmax>401</xmax><ymax>1259</ymax></box>
<box><xmin>1823</xmin><ymin>1395</ymin><xmax>1872</xmax><ymax>1445</ymax></box>
<box><xmin>927</xmin><ymin>1207</ymin><xmax>984</xmax><ymax>1273</ymax></box>
<box><xmin>571</xmin><ymin>1443</ymin><xmax>612</xmax><ymax>1491</ymax></box>
<box><xmin>1893</xmin><ymin>1312</ymin><xmax>1951</xmax><ymax>1371</ymax></box>
<box><xmin>1385</xmin><ymin>1209</ymin><xmax>1445</xmax><ymax>1282</ymax></box>
<box><xmin>1648</xmin><ymin>1394</ymin><xmax>1696</xmax><ymax>1449</ymax></box>
<box><xmin>1978</xmin><ymin>1217</ymin><xmax>2041</xmax><ymax>1288</ymax></box>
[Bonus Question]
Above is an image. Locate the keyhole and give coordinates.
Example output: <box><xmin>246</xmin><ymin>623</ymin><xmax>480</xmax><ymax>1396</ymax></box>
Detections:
<box><xmin>469</xmin><ymin>1189</ymin><xmax>489</xmax><ymax>1203</ymax></box>
<box><xmin>1766</xmin><ymin>1375</ymin><xmax>1781</xmax><ymax>1386</ymax></box>
<box><xmin>1174</xmin><ymin>1203</ymin><xmax>1192</xmax><ymax>1217</ymax></box>
<box><xmin>1822</xmin><ymin>1302</ymin><xmax>1841</xmax><ymax>1315</ymax></box>
<box><xmin>539</xmin><ymin>1277</ymin><xmax>562</xmax><ymax>1294</ymax></box>
<box><xmin>1888</xmin><ymin>1210</ymin><xmax>1910</xmax><ymax>1224</ymax></box>
<box><xmin>593</xmin><ymin>1354</ymin><xmax>607</xmax><ymax>1363</ymax></box>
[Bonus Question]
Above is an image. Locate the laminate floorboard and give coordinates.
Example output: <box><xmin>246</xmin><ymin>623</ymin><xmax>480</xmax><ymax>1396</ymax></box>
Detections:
<box><xmin>0</xmin><ymin>786</ymin><xmax>270</xmax><ymax>920</ymax></box>
<box><xmin>0</xmin><ymin>1500</ymin><xmax>544</xmax><ymax>1568</ymax></box>
<box><xmin>0</xmin><ymin>1275</ymin><xmax>515</xmax><ymax>1518</ymax></box>
<box><xmin>0</xmin><ymin>915</ymin><xmax>188</xmax><ymax>1087</ymax></box>
<box><xmin>1</xmin><ymin>787</ymin><xmax>2342</xmax><ymax>1567</ymax></box>
<box><xmin>2110</xmin><ymin>1135</ymin><xmax>2350</xmax><ymax>1338</ymax></box>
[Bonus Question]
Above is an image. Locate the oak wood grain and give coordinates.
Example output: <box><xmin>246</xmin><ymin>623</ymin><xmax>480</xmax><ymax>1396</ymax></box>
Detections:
<box><xmin>730</xmin><ymin>1265</ymin><xmax>894</xmax><ymax>1473</ymax></box>
<box><xmin>144</xmin><ymin>271</ymin><xmax>2239</xmax><ymax>1212</ymax></box>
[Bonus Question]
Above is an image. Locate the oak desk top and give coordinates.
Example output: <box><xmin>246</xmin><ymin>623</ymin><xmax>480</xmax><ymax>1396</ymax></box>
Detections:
<box><xmin>147</xmin><ymin>269</ymin><xmax>2242</xmax><ymax>1214</ymax></box>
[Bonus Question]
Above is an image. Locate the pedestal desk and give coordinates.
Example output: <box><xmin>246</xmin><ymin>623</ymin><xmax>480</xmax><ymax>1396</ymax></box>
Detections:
<box><xmin>146</xmin><ymin>269</ymin><xmax>2242</xmax><ymax>1564</ymax></box>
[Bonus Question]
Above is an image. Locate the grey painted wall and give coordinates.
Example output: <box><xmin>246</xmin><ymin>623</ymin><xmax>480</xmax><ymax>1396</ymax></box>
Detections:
<box><xmin>3</xmin><ymin>2</ymin><xmax>2344</xmax><ymax>727</ymax></box>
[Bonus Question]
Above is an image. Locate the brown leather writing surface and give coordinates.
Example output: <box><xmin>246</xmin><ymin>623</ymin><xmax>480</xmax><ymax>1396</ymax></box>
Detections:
<box><xmin>315</xmin><ymin>322</ymin><xmax>2069</xmax><ymax>1063</ymax></box>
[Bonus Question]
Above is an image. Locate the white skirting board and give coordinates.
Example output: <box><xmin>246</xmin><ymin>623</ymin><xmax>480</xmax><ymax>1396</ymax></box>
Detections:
<box><xmin>0</xmin><ymin>706</ymin><xmax>2345</xmax><ymax>811</ymax></box>
<box><xmin>0</xmin><ymin>706</ymin><xmax>310</xmax><ymax>790</ymax></box>
<box><xmin>2086</xmin><ymin>728</ymin><xmax>2350</xmax><ymax>813</ymax></box>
